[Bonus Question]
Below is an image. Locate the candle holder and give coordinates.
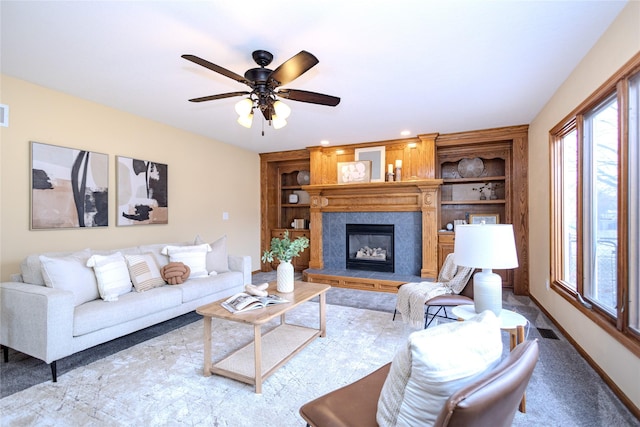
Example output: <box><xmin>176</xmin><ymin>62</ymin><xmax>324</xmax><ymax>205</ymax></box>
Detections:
<box><xmin>394</xmin><ymin>167</ymin><xmax>402</xmax><ymax>182</ymax></box>
<box><xmin>386</xmin><ymin>171</ymin><xmax>394</xmax><ymax>182</ymax></box>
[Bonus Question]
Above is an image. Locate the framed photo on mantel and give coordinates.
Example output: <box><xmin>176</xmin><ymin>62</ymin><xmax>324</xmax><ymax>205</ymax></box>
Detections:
<box><xmin>468</xmin><ymin>213</ymin><xmax>500</xmax><ymax>224</ymax></box>
<box><xmin>355</xmin><ymin>146</ymin><xmax>385</xmax><ymax>182</ymax></box>
<box><xmin>337</xmin><ymin>161</ymin><xmax>371</xmax><ymax>184</ymax></box>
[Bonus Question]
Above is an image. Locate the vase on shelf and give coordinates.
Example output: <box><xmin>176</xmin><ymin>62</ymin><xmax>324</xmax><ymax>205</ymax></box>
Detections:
<box><xmin>276</xmin><ymin>260</ymin><xmax>295</xmax><ymax>293</ymax></box>
<box><xmin>479</xmin><ymin>190</ymin><xmax>487</xmax><ymax>200</ymax></box>
<box><xmin>490</xmin><ymin>189</ymin><xmax>498</xmax><ymax>200</ymax></box>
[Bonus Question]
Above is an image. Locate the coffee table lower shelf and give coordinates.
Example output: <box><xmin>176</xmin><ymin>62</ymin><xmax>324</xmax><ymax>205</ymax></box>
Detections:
<box><xmin>210</xmin><ymin>323</ymin><xmax>320</xmax><ymax>390</ymax></box>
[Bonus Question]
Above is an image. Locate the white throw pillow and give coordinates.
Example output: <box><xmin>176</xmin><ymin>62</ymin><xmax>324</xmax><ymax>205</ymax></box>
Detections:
<box><xmin>39</xmin><ymin>253</ymin><xmax>99</xmax><ymax>306</ymax></box>
<box><xmin>86</xmin><ymin>252</ymin><xmax>133</xmax><ymax>301</ymax></box>
<box><xmin>194</xmin><ymin>234</ymin><xmax>229</xmax><ymax>274</ymax></box>
<box><xmin>125</xmin><ymin>253</ymin><xmax>165</xmax><ymax>292</ymax></box>
<box><xmin>24</xmin><ymin>249</ymin><xmax>91</xmax><ymax>286</ymax></box>
<box><xmin>161</xmin><ymin>244</ymin><xmax>211</xmax><ymax>278</ymax></box>
<box><xmin>377</xmin><ymin>311</ymin><xmax>502</xmax><ymax>426</ymax></box>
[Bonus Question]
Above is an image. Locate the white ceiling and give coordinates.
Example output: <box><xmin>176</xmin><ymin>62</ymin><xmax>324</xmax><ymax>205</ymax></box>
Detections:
<box><xmin>0</xmin><ymin>1</ymin><xmax>628</xmax><ymax>153</ymax></box>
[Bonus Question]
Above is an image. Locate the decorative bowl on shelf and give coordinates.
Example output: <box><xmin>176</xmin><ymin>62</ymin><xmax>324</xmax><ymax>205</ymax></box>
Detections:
<box><xmin>457</xmin><ymin>158</ymin><xmax>484</xmax><ymax>178</ymax></box>
<box><xmin>297</xmin><ymin>170</ymin><xmax>310</xmax><ymax>185</ymax></box>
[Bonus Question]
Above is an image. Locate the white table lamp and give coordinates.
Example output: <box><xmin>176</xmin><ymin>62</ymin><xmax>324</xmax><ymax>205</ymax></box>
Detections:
<box><xmin>453</xmin><ymin>224</ymin><xmax>518</xmax><ymax>316</ymax></box>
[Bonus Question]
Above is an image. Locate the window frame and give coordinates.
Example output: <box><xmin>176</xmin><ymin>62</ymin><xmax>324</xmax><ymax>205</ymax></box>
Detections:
<box><xmin>550</xmin><ymin>52</ymin><xmax>640</xmax><ymax>357</ymax></box>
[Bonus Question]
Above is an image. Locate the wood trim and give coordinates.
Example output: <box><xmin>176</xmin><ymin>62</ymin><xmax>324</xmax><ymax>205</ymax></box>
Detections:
<box><xmin>303</xmin><ymin>180</ymin><xmax>443</xmax><ymax>279</ymax></box>
<box><xmin>303</xmin><ymin>271</ymin><xmax>404</xmax><ymax>293</ymax></box>
<box><xmin>435</xmin><ymin>125</ymin><xmax>529</xmax><ymax>295</ymax></box>
<box><xmin>259</xmin><ymin>150</ymin><xmax>311</xmax><ymax>272</ymax></box>
<box><xmin>435</xmin><ymin>125</ymin><xmax>529</xmax><ymax>146</ymax></box>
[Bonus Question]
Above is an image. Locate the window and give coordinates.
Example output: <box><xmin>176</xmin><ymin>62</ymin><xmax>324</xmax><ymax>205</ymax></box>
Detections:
<box><xmin>629</xmin><ymin>72</ymin><xmax>640</xmax><ymax>334</ymax></box>
<box><xmin>551</xmin><ymin>53</ymin><xmax>640</xmax><ymax>353</ymax></box>
<box><xmin>583</xmin><ymin>95</ymin><xmax>618</xmax><ymax>314</ymax></box>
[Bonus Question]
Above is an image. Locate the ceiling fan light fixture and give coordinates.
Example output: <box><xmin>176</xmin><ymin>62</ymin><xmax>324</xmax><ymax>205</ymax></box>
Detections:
<box><xmin>271</xmin><ymin>114</ymin><xmax>287</xmax><ymax>129</ymax></box>
<box><xmin>273</xmin><ymin>100</ymin><xmax>291</xmax><ymax>120</ymax></box>
<box><xmin>237</xmin><ymin>112</ymin><xmax>254</xmax><ymax>128</ymax></box>
<box><xmin>234</xmin><ymin>98</ymin><xmax>254</xmax><ymax>116</ymax></box>
<box><xmin>182</xmin><ymin>50</ymin><xmax>340</xmax><ymax>134</ymax></box>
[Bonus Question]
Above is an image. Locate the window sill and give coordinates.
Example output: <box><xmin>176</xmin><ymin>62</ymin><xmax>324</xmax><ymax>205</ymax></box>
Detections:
<box><xmin>551</xmin><ymin>283</ymin><xmax>640</xmax><ymax>358</ymax></box>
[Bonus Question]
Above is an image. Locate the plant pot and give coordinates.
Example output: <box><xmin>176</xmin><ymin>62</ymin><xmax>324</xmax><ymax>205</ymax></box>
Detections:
<box><xmin>276</xmin><ymin>260</ymin><xmax>294</xmax><ymax>293</ymax></box>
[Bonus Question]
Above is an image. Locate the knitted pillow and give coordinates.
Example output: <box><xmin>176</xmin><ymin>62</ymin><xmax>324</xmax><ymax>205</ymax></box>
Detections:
<box><xmin>161</xmin><ymin>262</ymin><xmax>191</xmax><ymax>285</ymax></box>
<box><xmin>161</xmin><ymin>244</ymin><xmax>210</xmax><ymax>278</ymax></box>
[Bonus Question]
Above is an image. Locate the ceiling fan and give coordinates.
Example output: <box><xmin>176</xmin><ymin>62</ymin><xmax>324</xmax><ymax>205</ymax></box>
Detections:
<box><xmin>182</xmin><ymin>50</ymin><xmax>340</xmax><ymax>129</ymax></box>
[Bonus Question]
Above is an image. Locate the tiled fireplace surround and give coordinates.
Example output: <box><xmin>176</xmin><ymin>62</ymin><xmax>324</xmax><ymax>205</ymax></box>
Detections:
<box><xmin>322</xmin><ymin>211</ymin><xmax>422</xmax><ymax>276</ymax></box>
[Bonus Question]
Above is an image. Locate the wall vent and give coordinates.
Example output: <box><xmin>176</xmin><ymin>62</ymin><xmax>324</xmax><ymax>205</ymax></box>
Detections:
<box><xmin>537</xmin><ymin>327</ymin><xmax>560</xmax><ymax>340</ymax></box>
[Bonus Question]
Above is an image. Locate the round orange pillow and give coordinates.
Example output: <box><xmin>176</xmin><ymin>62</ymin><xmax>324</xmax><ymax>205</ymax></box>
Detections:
<box><xmin>161</xmin><ymin>262</ymin><xmax>191</xmax><ymax>285</ymax></box>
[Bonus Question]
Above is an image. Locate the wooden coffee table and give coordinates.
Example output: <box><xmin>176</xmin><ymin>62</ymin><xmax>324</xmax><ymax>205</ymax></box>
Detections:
<box><xmin>196</xmin><ymin>281</ymin><xmax>330</xmax><ymax>393</ymax></box>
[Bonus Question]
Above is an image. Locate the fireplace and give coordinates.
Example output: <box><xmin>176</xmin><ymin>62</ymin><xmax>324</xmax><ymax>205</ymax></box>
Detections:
<box><xmin>346</xmin><ymin>224</ymin><xmax>394</xmax><ymax>273</ymax></box>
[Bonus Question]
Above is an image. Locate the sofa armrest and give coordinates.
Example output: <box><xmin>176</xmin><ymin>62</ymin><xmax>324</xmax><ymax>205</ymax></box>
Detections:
<box><xmin>0</xmin><ymin>282</ymin><xmax>75</xmax><ymax>364</ymax></box>
<box><xmin>228</xmin><ymin>255</ymin><xmax>251</xmax><ymax>284</ymax></box>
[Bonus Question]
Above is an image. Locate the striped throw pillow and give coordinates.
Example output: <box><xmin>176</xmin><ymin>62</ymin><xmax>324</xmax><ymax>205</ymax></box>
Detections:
<box><xmin>125</xmin><ymin>253</ymin><xmax>165</xmax><ymax>292</ymax></box>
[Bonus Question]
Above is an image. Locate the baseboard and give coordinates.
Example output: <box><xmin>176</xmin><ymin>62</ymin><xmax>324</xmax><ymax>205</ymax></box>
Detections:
<box><xmin>528</xmin><ymin>294</ymin><xmax>640</xmax><ymax>420</ymax></box>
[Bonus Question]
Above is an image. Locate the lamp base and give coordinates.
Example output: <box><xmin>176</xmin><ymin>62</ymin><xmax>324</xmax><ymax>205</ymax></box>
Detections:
<box><xmin>473</xmin><ymin>269</ymin><xmax>502</xmax><ymax>316</ymax></box>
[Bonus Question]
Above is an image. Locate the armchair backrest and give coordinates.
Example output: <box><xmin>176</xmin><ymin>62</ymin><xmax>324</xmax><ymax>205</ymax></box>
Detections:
<box><xmin>434</xmin><ymin>339</ymin><xmax>539</xmax><ymax>427</ymax></box>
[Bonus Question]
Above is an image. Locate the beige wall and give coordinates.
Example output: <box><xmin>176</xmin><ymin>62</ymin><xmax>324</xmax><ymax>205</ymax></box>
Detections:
<box><xmin>0</xmin><ymin>75</ymin><xmax>262</xmax><ymax>280</ymax></box>
<box><xmin>529</xmin><ymin>2</ymin><xmax>640</xmax><ymax>409</ymax></box>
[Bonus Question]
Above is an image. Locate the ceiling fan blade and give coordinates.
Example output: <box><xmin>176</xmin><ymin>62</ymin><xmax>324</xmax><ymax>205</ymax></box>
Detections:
<box><xmin>188</xmin><ymin>91</ymin><xmax>250</xmax><ymax>102</ymax></box>
<box><xmin>277</xmin><ymin>89</ymin><xmax>340</xmax><ymax>106</ymax></box>
<box><xmin>182</xmin><ymin>54</ymin><xmax>248</xmax><ymax>85</ymax></box>
<box><xmin>269</xmin><ymin>51</ymin><xmax>319</xmax><ymax>87</ymax></box>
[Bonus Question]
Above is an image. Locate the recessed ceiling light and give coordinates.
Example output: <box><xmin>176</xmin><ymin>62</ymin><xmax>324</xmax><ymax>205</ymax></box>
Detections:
<box><xmin>400</xmin><ymin>130</ymin><xmax>411</xmax><ymax>136</ymax></box>
<box><xmin>320</xmin><ymin>140</ymin><xmax>330</xmax><ymax>146</ymax></box>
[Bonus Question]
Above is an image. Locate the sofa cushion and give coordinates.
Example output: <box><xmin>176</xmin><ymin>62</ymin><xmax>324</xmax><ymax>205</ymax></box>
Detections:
<box><xmin>161</xmin><ymin>244</ymin><xmax>211</xmax><ymax>278</ymax></box>
<box><xmin>86</xmin><ymin>252</ymin><xmax>133</xmax><ymax>301</ymax></box>
<box><xmin>73</xmin><ymin>286</ymin><xmax>182</xmax><ymax>336</ymax></box>
<box><xmin>39</xmin><ymin>252</ymin><xmax>99</xmax><ymax>306</ymax></box>
<box><xmin>195</xmin><ymin>235</ymin><xmax>230</xmax><ymax>273</ymax></box>
<box><xmin>177</xmin><ymin>271</ymin><xmax>243</xmax><ymax>303</ymax></box>
<box><xmin>377</xmin><ymin>311</ymin><xmax>502</xmax><ymax>426</ymax></box>
<box><xmin>125</xmin><ymin>253</ymin><xmax>165</xmax><ymax>292</ymax></box>
<box><xmin>23</xmin><ymin>249</ymin><xmax>91</xmax><ymax>286</ymax></box>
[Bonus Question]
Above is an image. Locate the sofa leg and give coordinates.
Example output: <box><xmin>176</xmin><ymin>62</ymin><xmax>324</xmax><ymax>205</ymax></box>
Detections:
<box><xmin>50</xmin><ymin>361</ymin><xmax>57</xmax><ymax>382</ymax></box>
<box><xmin>2</xmin><ymin>345</ymin><xmax>8</xmax><ymax>363</ymax></box>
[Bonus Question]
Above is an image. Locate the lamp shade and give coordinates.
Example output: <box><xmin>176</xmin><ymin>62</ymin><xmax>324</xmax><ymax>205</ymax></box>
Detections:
<box><xmin>234</xmin><ymin>98</ymin><xmax>254</xmax><ymax>116</ymax></box>
<box><xmin>453</xmin><ymin>224</ymin><xmax>518</xmax><ymax>269</ymax></box>
<box><xmin>271</xmin><ymin>114</ymin><xmax>287</xmax><ymax>129</ymax></box>
<box><xmin>237</xmin><ymin>112</ymin><xmax>253</xmax><ymax>128</ymax></box>
<box><xmin>273</xmin><ymin>100</ymin><xmax>291</xmax><ymax>119</ymax></box>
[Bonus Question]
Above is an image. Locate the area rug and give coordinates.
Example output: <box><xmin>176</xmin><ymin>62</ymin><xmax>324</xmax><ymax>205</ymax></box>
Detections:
<box><xmin>1</xmin><ymin>302</ymin><xmax>637</xmax><ymax>426</ymax></box>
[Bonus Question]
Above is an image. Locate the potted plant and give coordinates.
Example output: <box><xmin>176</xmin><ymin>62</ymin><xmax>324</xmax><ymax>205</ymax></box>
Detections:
<box><xmin>261</xmin><ymin>230</ymin><xmax>310</xmax><ymax>292</ymax></box>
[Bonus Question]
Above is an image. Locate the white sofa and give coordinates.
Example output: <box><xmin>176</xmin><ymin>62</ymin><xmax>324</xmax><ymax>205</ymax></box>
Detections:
<box><xmin>0</xmin><ymin>236</ymin><xmax>250</xmax><ymax>381</ymax></box>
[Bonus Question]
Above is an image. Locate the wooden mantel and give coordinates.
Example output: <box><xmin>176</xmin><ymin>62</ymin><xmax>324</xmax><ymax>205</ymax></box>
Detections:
<box><xmin>302</xmin><ymin>179</ymin><xmax>443</xmax><ymax>278</ymax></box>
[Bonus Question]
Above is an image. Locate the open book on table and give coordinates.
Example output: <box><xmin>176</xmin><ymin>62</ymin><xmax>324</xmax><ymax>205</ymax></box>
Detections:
<box><xmin>221</xmin><ymin>292</ymin><xmax>289</xmax><ymax>314</ymax></box>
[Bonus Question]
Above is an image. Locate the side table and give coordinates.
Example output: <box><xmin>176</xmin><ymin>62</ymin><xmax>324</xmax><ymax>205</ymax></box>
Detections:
<box><xmin>451</xmin><ymin>304</ymin><xmax>528</xmax><ymax>412</ymax></box>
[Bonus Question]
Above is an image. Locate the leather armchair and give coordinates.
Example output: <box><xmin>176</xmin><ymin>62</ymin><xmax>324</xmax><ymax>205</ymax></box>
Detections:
<box><xmin>299</xmin><ymin>339</ymin><xmax>539</xmax><ymax>427</ymax></box>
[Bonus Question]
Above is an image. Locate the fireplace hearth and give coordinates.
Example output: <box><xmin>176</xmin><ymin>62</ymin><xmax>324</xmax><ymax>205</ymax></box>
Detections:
<box><xmin>346</xmin><ymin>224</ymin><xmax>394</xmax><ymax>273</ymax></box>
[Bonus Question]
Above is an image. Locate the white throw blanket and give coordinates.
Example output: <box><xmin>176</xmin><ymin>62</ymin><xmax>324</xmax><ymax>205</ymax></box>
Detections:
<box><xmin>395</xmin><ymin>254</ymin><xmax>473</xmax><ymax>328</ymax></box>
